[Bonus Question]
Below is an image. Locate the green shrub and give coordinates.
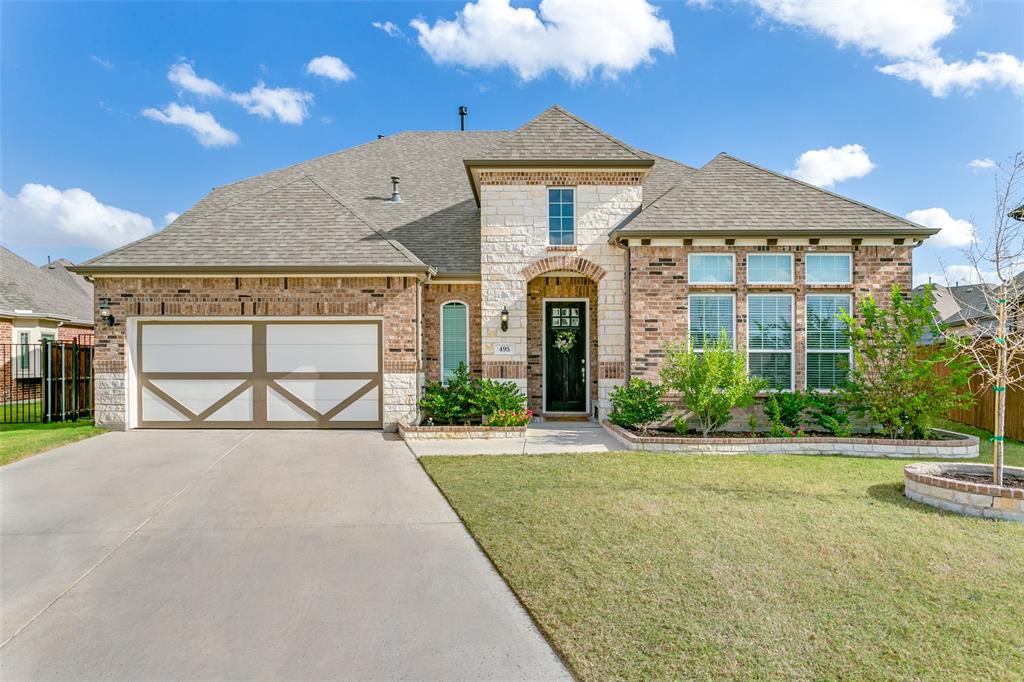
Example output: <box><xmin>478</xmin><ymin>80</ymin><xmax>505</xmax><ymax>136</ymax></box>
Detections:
<box><xmin>763</xmin><ymin>391</ymin><xmax>807</xmax><ymax>437</ymax></box>
<box><xmin>474</xmin><ymin>379</ymin><xmax>527</xmax><ymax>418</ymax></box>
<box><xmin>660</xmin><ymin>332</ymin><xmax>766</xmax><ymax>437</ymax></box>
<box><xmin>487</xmin><ymin>408</ymin><xmax>533</xmax><ymax>427</ymax></box>
<box><xmin>806</xmin><ymin>391</ymin><xmax>853</xmax><ymax>437</ymax></box>
<box><xmin>419</xmin><ymin>362</ymin><xmax>478</xmax><ymax>425</ymax></box>
<box><xmin>608</xmin><ymin>380</ymin><xmax>669</xmax><ymax>433</ymax></box>
<box><xmin>839</xmin><ymin>285</ymin><xmax>974</xmax><ymax>439</ymax></box>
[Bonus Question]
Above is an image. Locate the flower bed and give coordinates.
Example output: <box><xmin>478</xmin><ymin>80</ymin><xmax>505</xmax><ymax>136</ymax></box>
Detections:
<box><xmin>904</xmin><ymin>462</ymin><xmax>1024</xmax><ymax>521</ymax></box>
<box><xmin>602</xmin><ymin>421</ymin><xmax>978</xmax><ymax>458</ymax></box>
<box><xmin>398</xmin><ymin>421</ymin><xmax>527</xmax><ymax>441</ymax></box>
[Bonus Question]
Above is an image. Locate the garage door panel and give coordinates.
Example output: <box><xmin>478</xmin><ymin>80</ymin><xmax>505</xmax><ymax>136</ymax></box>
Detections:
<box><xmin>206</xmin><ymin>388</ymin><xmax>253</xmax><ymax>422</ymax></box>
<box><xmin>149</xmin><ymin>379</ymin><xmax>247</xmax><ymax>415</ymax></box>
<box><xmin>266</xmin><ymin>324</ymin><xmax>379</xmax><ymax>373</ymax></box>
<box><xmin>142</xmin><ymin>325</ymin><xmax>252</xmax><ymax>373</ymax></box>
<box><xmin>275</xmin><ymin>379</ymin><xmax>373</xmax><ymax>413</ymax></box>
<box><xmin>141</xmin><ymin>386</ymin><xmax>190</xmax><ymax>422</ymax></box>
<box><xmin>329</xmin><ymin>386</ymin><xmax>380</xmax><ymax>422</ymax></box>
<box><xmin>267</xmin><ymin>386</ymin><xmax>318</xmax><ymax>422</ymax></box>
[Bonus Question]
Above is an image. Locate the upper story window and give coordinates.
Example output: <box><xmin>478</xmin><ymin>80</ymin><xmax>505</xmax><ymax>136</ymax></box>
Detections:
<box><xmin>548</xmin><ymin>188</ymin><xmax>575</xmax><ymax>245</ymax></box>
<box><xmin>806</xmin><ymin>253</ymin><xmax>852</xmax><ymax>285</ymax></box>
<box><xmin>440</xmin><ymin>301</ymin><xmax>469</xmax><ymax>382</ymax></box>
<box><xmin>747</xmin><ymin>254</ymin><xmax>793</xmax><ymax>284</ymax></box>
<box><xmin>688</xmin><ymin>254</ymin><xmax>735</xmax><ymax>284</ymax></box>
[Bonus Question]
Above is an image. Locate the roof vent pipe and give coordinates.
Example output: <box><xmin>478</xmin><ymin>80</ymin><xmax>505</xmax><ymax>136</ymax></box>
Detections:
<box><xmin>459</xmin><ymin>105</ymin><xmax>467</xmax><ymax>131</ymax></box>
<box><xmin>390</xmin><ymin>176</ymin><xmax>401</xmax><ymax>203</ymax></box>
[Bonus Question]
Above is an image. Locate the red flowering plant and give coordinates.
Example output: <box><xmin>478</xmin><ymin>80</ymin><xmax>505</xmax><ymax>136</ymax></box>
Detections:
<box><xmin>488</xmin><ymin>408</ymin><xmax>533</xmax><ymax>427</ymax></box>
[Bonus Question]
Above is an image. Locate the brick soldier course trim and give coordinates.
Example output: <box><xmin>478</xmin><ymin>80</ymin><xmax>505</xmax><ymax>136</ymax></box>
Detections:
<box><xmin>478</xmin><ymin>170</ymin><xmax>649</xmax><ymax>187</ymax></box>
<box><xmin>522</xmin><ymin>255</ymin><xmax>607</xmax><ymax>282</ymax></box>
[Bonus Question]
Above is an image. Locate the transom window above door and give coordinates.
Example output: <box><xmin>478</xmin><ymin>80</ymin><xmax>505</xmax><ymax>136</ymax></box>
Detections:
<box><xmin>550</xmin><ymin>306</ymin><xmax>581</xmax><ymax>328</ymax></box>
<box><xmin>548</xmin><ymin>188</ymin><xmax>575</xmax><ymax>246</ymax></box>
<box><xmin>688</xmin><ymin>254</ymin><xmax>735</xmax><ymax>284</ymax></box>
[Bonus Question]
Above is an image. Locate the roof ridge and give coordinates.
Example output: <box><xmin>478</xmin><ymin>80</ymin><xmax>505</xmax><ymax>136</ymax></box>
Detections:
<box><xmin>712</xmin><ymin>153</ymin><xmax>929</xmax><ymax>232</ymax></box>
<box><xmin>545</xmin><ymin>105</ymin><xmax>644</xmax><ymax>159</ymax></box>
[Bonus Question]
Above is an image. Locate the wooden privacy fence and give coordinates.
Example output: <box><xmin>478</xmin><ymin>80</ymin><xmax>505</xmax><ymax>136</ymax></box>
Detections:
<box><xmin>933</xmin><ymin>352</ymin><xmax>1023</xmax><ymax>441</ymax></box>
<box><xmin>1</xmin><ymin>341</ymin><xmax>94</xmax><ymax>423</ymax></box>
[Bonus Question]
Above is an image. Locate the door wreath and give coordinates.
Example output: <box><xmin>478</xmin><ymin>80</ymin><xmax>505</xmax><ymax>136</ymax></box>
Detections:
<box><xmin>554</xmin><ymin>330</ymin><xmax>577</xmax><ymax>354</ymax></box>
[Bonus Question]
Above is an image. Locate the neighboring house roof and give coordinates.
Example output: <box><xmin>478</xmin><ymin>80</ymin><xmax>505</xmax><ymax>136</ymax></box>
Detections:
<box><xmin>77</xmin><ymin>106</ymin><xmax>933</xmax><ymax>277</ymax></box>
<box><xmin>0</xmin><ymin>247</ymin><xmax>94</xmax><ymax>325</ymax></box>
<box><xmin>616</xmin><ymin>154</ymin><xmax>937</xmax><ymax>238</ymax></box>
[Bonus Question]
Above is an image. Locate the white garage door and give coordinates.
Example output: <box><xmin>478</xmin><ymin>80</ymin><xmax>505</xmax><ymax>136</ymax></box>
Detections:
<box><xmin>137</xmin><ymin>320</ymin><xmax>382</xmax><ymax>429</ymax></box>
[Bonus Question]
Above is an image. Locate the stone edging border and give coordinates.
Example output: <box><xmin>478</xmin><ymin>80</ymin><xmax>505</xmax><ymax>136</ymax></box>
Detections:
<box><xmin>398</xmin><ymin>422</ymin><xmax>527</xmax><ymax>440</ymax></box>
<box><xmin>602</xmin><ymin>421</ymin><xmax>978</xmax><ymax>458</ymax></box>
<box><xmin>904</xmin><ymin>462</ymin><xmax>1023</xmax><ymax>521</ymax></box>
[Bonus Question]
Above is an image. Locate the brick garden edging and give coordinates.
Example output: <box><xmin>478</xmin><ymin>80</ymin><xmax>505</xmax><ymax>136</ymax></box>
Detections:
<box><xmin>398</xmin><ymin>422</ymin><xmax>527</xmax><ymax>441</ymax></box>
<box><xmin>904</xmin><ymin>463</ymin><xmax>1024</xmax><ymax>521</ymax></box>
<box><xmin>602</xmin><ymin>421</ymin><xmax>979</xmax><ymax>458</ymax></box>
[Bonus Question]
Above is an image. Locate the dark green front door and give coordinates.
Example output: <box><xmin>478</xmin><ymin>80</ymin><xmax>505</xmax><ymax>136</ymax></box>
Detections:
<box><xmin>545</xmin><ymin>301</ymin><xmax>587</xmax><ymax>413</ymax></box>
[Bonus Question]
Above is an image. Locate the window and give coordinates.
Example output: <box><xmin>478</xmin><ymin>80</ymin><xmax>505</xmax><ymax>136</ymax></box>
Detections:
<box><xmin>688</xmin><ymin>295</ymin><xmax>734</xmax><ymax>350</ymax></box>
<box><xmin>688</xmin><ymin>254</ymin><xmax>735</xmax><ymax>284</ymax></box>
<box><xmin>40</xmin><ymin>333</ymin><xmax>55</xmax><ymax>343</ymax></box>
<box><xmin>747</xmin><ymin>295</ymin><xmax>793</xmax><ymax>390</ymax></box>
<box><xmin>747</xmin><ymin>254</ymin><xmax>793</xmax><ymax>284</ymax></box>
<box><xmin>440</xmin><ymin>301</ymin><xmax>469</xmax><ymax>382</ymax></box>
<box><xmin>806</xmin><ymin>254</ymin><xmax>852</xmax><ymax>284</ymax></box>
<box><xmin>806</xmin><ymin>295</ymin><xmax>852</xmax><ymax>390</ymax></box>
<box><xmin>18</xmin><ymin>332</ymin><xmax>29</xmax><ymax>370</ymax></box>
<box><xmin>548</xmin><ymin>188</ymin><xmax>575</xmax><ymax>245</ymax></box>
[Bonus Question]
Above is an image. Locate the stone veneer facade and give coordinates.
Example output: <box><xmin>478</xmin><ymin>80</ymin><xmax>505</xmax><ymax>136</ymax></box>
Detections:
<box><xmin>91</xmin><ymin>276</ymin><xmax>419</xmax><ymax>429</ymax></box>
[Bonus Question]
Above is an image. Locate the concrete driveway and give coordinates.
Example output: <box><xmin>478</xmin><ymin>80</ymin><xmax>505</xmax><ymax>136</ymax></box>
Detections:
<box><xmin>0</xmin><ymin>430</ymin><xmax>569</xmax><ymax>681</ymax></box>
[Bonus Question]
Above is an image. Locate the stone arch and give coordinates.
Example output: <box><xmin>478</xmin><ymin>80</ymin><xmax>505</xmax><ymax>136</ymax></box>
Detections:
<box><xmin>521</xmin><ymin>255</ymin><xmax>607</xmax><ymax>282</ymax></box>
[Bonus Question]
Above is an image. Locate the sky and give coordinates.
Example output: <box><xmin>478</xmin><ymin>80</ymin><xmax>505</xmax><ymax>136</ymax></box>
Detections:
<box><xmin>2</xmin><ymin>0</ymin><xmax>1022</xmax><ymax>287</ymax></box>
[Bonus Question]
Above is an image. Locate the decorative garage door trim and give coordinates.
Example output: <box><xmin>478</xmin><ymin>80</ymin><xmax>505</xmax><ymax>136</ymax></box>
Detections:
<box><xmin>137</xmin><ymin>320</ymin><xmax>383</xmax><ymax>429</ymax></box>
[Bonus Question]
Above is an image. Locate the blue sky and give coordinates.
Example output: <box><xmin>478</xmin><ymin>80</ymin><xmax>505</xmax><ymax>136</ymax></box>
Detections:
<box><xmin>2</xmin><ymin>0</ymin><xmax>1022</xmax><ymax>286</ymax></box>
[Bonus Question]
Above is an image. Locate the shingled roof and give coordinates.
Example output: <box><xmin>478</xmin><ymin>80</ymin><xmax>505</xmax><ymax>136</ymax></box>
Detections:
<box><xmin>0</xmin><ymin>247</ymin><xmax>94</xmax><ymax>325</ymax></box>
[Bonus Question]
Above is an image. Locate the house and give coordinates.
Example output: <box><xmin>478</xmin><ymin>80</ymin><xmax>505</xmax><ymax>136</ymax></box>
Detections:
<box><xmin>74</xmin><ymin>106</ymin><xmax>937</xmax><ymax>430</ymax></box>
<box><xmin>917</xmin><ymin>273</ymin><xmax>1024</xmax><ymax>342</ymax></box>
<box><xmin>1</xmin><ymin>247</ymin><xmax>94</xmax><ymax>403</ymax></box>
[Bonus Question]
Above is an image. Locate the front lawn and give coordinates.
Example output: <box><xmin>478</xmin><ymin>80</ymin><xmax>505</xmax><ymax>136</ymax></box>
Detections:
<box><xmin>421</xmin><ymin>421</ymin><xmax>1024</xmax><ymax>680</ymax></box>
<box><xmin>0</xmin><ymin>421</ymin><xmax>106</xmax><ymax>466</ymax></box>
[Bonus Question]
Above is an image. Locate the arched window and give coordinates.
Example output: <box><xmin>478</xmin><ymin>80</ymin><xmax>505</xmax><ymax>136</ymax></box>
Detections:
<box><xmin>440</xmin><ymin>301</ymin><xmax>469</xmax><ymax>381</ymax></box>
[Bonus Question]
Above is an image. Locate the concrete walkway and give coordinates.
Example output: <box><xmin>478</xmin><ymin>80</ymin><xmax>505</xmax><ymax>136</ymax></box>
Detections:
<box><xmin>0</xmin><ymin>430</ymin><xmax>569</xmax><ymax>681</ymax></box>
<box><xmin>404</xmin><ymin>420</ymin><xmax>624</xmax><ymax>457</ymax></box>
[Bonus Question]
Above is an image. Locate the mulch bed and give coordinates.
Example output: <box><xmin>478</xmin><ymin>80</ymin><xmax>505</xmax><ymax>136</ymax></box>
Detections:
<box><xmin>936</xmin><ymin>471</ymin><xmax>1024</xmax><ymax>490</ymax></box>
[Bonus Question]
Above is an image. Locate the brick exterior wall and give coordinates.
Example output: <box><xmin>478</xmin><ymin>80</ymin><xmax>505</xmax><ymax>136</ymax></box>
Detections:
<box><xmin>526</xmin><ymin>276</ymin><xmax>599</xmax><ymax>414</ymax></box>
<box><xmin>629</xmin><ymin>244</ymin><xmax>914</xmax><ymax>387</ymax></box>
<box><xmin>421</xmin><ymin>282</ymin><xmax>482</xmax><ymax>382</ymax></box>
<box><xmin>57</xmin><ymin>324</ymin><xmax>94</xmax><ymax>345</ymax></box>
<box><xmin>92</xmin><ymin>276</ymin><xmax>419</xmax><ymax>429</ymax></box>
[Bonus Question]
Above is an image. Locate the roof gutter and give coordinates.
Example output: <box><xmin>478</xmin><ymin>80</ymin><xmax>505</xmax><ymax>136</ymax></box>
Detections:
<box><xmin>70</xmin><ymin>264</ymin><xmax>437</xmax><ymax>277</ymax></box>
<box><xmin>0</xmin><ymin>309</ymin><xmax>93</xmax><ymax>326</ymax></box>
<box><xmin>608</xmin><ymin>226</ymin><xmax>940</xmax><ymax>244</ymax></box>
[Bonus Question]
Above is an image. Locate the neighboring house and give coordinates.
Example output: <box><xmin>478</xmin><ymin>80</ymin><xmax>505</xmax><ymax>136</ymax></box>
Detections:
<box><xmin>1</xmin><ymin>247</ymin><xmax>94</xmax><ymax>403</ymax></box>
<box><xmin>74</xmin><ymin>106</ymin><xmax>937</xmax><ymax>430</ymax></box>
<box><xmin>917</xmin><ymin>272</ymin><xmax>1024</xmax><ymax>342</ymax></box>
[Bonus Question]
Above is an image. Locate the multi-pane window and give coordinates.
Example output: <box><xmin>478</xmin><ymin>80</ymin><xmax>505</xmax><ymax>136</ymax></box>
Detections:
<box><xmin>806</xmin><ymin>295</ymin><xmax>852</xmax><ymax>390</ymax></box>
<box><xmin>747</xmin><ymin>295</ymin><xmax>793</xmax><ymax>390</ymax></box>
<box><xmin>688</xmin><ymin>254</ymin><xmax>735</xmax><ymax>284</ymax></box>
<box><xmin>688</xmin><ymin>295</ymin><xmax>734</xmax><ymax>350</ymax></box>
<box><xmin>548</xmin><ymin>188</ymin><xmax>575</xmax><ymax>245</ymax></box>
<box><xmin>806</xmin><ymin>254</ymin><xmax>852</xmax><ymax>284</ymax></box>
<box><xmin>18</xmin><ymin>332</ymin><xmax>29</xmax><ymax>370</ymax></box>
<box><xmin>747</xmin><ymin>254</ymin><xmax>793</xmax><ymax>284</ymax></box>
<box><xmin>440</xmin><ymin>301</ymin><xmax>469</xmax><ymax>382</ymax></box>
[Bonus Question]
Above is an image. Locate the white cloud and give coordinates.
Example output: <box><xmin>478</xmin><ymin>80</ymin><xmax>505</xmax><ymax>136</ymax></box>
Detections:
<box><xmin>878</xmin><ymin>52</ymin><xmax>1024</xmax><ymax>97</ymax></box>
<box><xmin>305</xmin><ymin>55</ymin><xmax>356</xmax><ymax>82</ymax></box>
<box><xmin>410</xmin><ymin>0</ymin><xmax>674</xmax><ymax>82</ymax></box>
<box><xmin>0</xmin><ymin>184</ymin><xmax>156</xmax><ymax>250</ymax></box>
<box><xmin>168</xmin><ymin>61</ymin><xmax>225</xmax><ymax>98</ymax></box>
<box><xmin>90</xmin><ymin>54</ymin><xmax>113</xmax><ymax>69</ymax></box>
<box><xmin>789</xmin><ymin>144</ymin><xmax>875</xmax><ymax>188</ymax></box>
<box><xmin>914</xmin><ymin>263</ymin><xmax>994</xmax><ymax>288</ymax></box>
<box><xmin>163</xmin><ymin>212</ymin><xmax>180</xmax><ymax>226</ymax></box>
<box><xmin>906</xmin><ymin>207</ymin><xmax>975</xmax><ymax>248</ymax></box>
<box><xmin>372</xmin><ymin>21</ymin><xmax>403</xmax><ymax>38</ymax></box>
<box><xmin>229</xmin><ymin>83</ymin><xmax>313</xmax><ymax>124</ymax></box>
<box><xmin>142</xmin><ymin>103</ymin><xmax>239</xmax><ymax>147</ymax></box>
<box><xmin>968</xmin><ymin>158</ymin><xmax>996</xmax><ymax>170</ymax></box>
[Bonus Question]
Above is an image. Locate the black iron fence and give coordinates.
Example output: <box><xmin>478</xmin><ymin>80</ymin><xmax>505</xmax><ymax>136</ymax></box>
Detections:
<box><xmin>1</xmin><ymin>341</ymin><xmax>94</xmax><ymax>423</ymax></box>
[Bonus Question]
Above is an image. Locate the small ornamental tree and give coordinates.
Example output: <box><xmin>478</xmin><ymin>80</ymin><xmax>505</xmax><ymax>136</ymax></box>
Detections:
<box><xmin>660</xmin><ymin>332</ymin><xmax>766</xmax><ymax>437</ymax></box>
<box><xmin>839</xmin><ymin>285</ymin><xmax>974</xmax><ymax>439</ymax></box>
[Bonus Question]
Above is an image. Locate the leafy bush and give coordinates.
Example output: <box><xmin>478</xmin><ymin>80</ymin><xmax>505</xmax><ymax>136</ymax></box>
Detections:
<box><xmin>474</xmin><ymin>379</ymin><xmax>527</xmax><ymax>418</ymax></box>
<box><xmin>806</xmin><ymin>391</ymin><xmax>853</xmax><ymax>437</ymax></box>
<box><xmin>488</xmin><ymin>408</ymin><xmax>533</xmax><ymax>427</ymax></box>
<box><xmin>608</xmin><ymin>380</ymin><xmax>669</xmax><ymax>433</ymax></box>
<box><xmin>763</xmin><ymin>391</ymin><xmax>807</xmax><ymax>437</ymax></box>
<box><xmin>419</xmin><ymin>363</ymin><xmax>478</xmax><ymax>425</ymax></box>
<box><xmin>660</xmin><ymin>332</ymin><xmax>766</xmax><ymax>437</ymax></box>
<box><xmin>839</xmin><ymin>285</ymin><xmax>974</xmax><ymax>439</ymax></box>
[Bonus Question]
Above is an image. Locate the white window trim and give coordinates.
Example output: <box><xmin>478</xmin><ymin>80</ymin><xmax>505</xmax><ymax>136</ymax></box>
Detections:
<box><xmin>687</xmin><ymin>253</ymin><xmax>736</xmax><ymax>285</ymax></box>
<box><xmin>541</xmin><ymin>297</ymin><xmax>590</xmax><ymax>415</ymax></box>
<box><xmin>439</xmin><ymin>300</ymin><xmax>470</xmax><ymax>382</ymax></box>
<box><xmin>747</xmin><ymin>253</ymin><xmax>794</xmax><ymax>285</ymax></box>
<box><xmin>747</xmin><ymin>294</ymin><xmax>795</xmax><ymax>391</ymax></box>
<box><xmin>805</xmin><ymin>253</ymin><xmax>853</xmax><ymax>286</ymax></box>
<box><xmin>688</xmin><ymin>293</ymin><xmax>736</xmax><ymax>351</ymax></box>
<box><xmin>547</xmin><ymin>186</ymin><xmax>576</xmax><ymax>247</ymax></box>
<box><xmin>805</xmin><ymin>293</ymin><xmax>854</xmax><ymax>392</ymax></box>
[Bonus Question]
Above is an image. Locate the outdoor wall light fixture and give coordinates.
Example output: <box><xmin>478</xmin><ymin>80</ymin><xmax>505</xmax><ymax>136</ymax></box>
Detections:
<box><xmin>500</xmin><ymin>306</ymin><xmax>509</xmax><ymax>332</ymax></box>
<box><xmin>99</xmin><ymin>301</ymin><xmax>115</xmax><ymax>326</ymax></box>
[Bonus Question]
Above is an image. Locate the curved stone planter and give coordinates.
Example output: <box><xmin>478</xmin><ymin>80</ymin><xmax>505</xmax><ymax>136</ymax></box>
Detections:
<box><xmin>398</xmin><ymin>422</ymin><xmax>527</xmax><ymax>441</ymax></box>
<box><xmin>602</xmin><ymin>422</ymin><xmax>978</xmax><ymax>458</ymax></box>
<box><xmin>904</xmin><ymin>463</ymin><xmax>1024</xmax><ymax>522</ymax></box>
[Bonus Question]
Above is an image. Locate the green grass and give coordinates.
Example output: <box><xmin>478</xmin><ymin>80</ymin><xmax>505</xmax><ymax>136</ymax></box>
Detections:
<box><xmin>0</xmin><ymin>420</ymin><xmax>106</xmax><ymax>466</ymax></box>
<box><xmin>1</xmin><ymin>400</ymin><xmax>42</xmax><ymax>423</ymax></box>
<box><xmin>421</xmin><ymin>420</ymin><xmax>1024</xmax><ymax>680</ymax></box>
